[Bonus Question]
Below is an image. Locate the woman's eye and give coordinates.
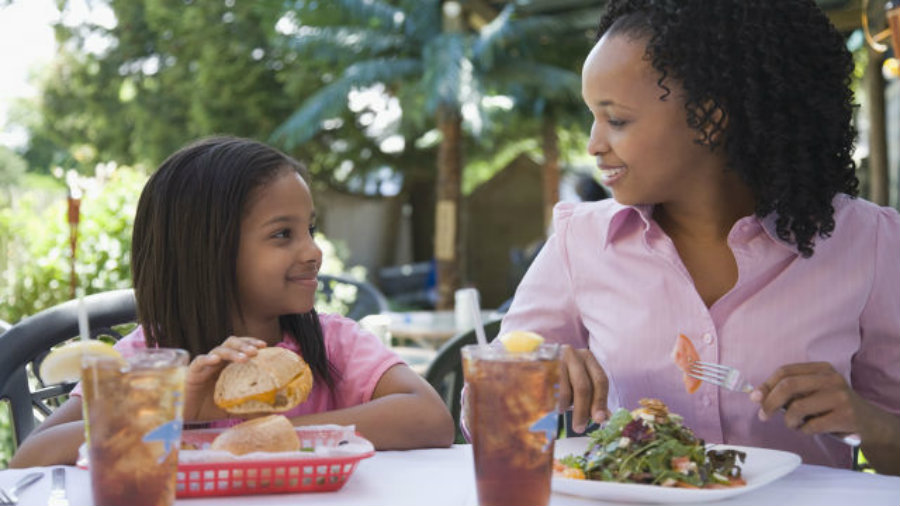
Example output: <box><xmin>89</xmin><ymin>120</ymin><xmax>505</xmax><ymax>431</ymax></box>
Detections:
<box><xmin>308</xmin><ymin>225</ymin><xmax>318</xmax><ymax>236</ymax></box>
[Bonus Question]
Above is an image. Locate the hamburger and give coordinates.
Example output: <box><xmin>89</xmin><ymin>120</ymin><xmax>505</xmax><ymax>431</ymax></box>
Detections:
<box><xmin>210</xmin><ymin>414</ymin><xmax>300</xmax><ymax>455</ymax></box>
<box><xmin>213</xmin><ymin>347</ymin><xmax>313</xmax><ymax>414</ymax></box>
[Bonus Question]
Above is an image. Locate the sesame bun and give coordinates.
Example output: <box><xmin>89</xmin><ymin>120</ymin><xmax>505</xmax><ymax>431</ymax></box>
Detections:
<box><xmin>210</xmin><ymin>415</ymin><xmax>300</xmax><ymax>455</ymax></box>
<box><xmin>213</xmin><ymin>347</ymin><xmax>313</xmax><ymax>414</ymax></box>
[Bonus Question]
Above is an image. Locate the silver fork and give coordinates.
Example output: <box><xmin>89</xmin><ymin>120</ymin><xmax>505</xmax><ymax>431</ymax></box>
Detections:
<box><xmin>688</xmin><ymin>361</ymin><xmax>862</xmax><ymax>447</ymax></box>
<box><xmin>0</xmin><ymin>472</ymin><xmax>43</xmax><ymax>506</ymax></box>
<box><xmin>689</xmin><ymin>360</ymin><xmax>755</xmax><ymax>393</ymax></box>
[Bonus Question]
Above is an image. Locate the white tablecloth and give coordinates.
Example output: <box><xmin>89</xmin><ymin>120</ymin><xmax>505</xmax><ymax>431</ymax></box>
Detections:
<box><xmin>2</xmin><ymin>445</ymin><xmax>898</xmax><ymax>506</ymax></box>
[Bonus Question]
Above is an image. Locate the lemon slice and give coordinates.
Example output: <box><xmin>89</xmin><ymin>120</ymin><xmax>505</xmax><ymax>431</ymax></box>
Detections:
<box><xmin>40</xmin><ymin>340</ymin><xmax>123</xmax><ymax>384</ymax></box>
<box><xmin>498</xmin><ymin>330</ymin><xmax>545</xmax><ymax>353</ymax></box>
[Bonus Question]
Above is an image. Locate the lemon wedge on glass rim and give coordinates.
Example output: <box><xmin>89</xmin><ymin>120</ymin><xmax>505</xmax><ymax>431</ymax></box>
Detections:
<box><xmin>498</xmin><ymin>330</ymin><xmax>545</xmax><ymax>353</ymax></box>
<box><xmin>39</xmin><ymin>340</ymin><xmax>123</xmax><ymax>385</ymax></box>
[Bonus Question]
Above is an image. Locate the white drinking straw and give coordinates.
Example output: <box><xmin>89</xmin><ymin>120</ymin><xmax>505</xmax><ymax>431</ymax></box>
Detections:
<box><xmin>77</xmin><ymin>287</ymin><xmax>90</xmax><ymax>341</ymax></box>
<box><xmin>464</xmin><ymin>288</ymin><xmax>488</xmax><ymax>347</ymax></box>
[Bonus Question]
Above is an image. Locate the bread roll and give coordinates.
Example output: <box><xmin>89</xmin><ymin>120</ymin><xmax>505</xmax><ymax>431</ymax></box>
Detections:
<box><xmin>213</xmin><ymin>347</ymin><xmax>313</xmax><ymax>414</ymax></box>
<box><xmin>210</xmin><ymin>415</ymin><xmax>300</xmax><ymax>455</ymax></box>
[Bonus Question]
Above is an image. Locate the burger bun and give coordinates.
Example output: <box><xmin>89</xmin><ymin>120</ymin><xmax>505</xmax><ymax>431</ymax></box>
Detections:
<box><xmin>214</xmin><ymin>347</ymin><xmax>313</xmax><ymax>414</ymax></box>
<box><xmin>210</xmin><ymin>415</ymin><xmax>300</xmax><ymax>455</ymax></box>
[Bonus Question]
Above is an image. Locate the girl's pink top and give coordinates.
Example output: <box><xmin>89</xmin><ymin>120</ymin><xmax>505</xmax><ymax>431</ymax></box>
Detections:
<box><xmin>72</xmin><ymin>312</ymin><xmax>404</xmax><ymax>427</ymax></box>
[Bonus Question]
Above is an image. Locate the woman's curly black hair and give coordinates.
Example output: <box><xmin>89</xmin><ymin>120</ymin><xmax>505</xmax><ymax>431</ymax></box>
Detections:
<box><xmin>596</xmin><ymin>0</ymin><xmax>859</xmax><ymax>257</ymax></box>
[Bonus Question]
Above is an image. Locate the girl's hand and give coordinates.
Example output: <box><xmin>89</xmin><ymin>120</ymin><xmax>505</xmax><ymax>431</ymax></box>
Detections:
<box><xmin>183</xmin><ymin>336</ymin><xmax>267</xmax><ymax>421</ymax></box>
<box><xmin>751</xmin><ymin>362</ymin><xmax>867</xmax><ymax>438</ymax></box>
<box><xmin>558</xmin><ymin>345</ymin><xmax>610</xmax><ymax>433</ymax></box>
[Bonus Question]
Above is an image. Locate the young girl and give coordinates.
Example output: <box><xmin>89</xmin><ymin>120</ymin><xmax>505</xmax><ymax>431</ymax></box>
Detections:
<box><xmin>10</xmin><ymin>136</ymin><xmax>454</xmax><ymax>467</ymax></box>
<box><xmin>500</xmin><ymin>0</ymin><xmax>899</xmax><ymax>474</ymax></box>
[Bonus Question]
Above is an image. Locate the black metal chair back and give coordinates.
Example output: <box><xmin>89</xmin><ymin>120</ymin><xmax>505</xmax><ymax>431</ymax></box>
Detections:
<box><xmin>317</xmin><ymin>273</ymin><xmax>390</xmax><ymax>320</ymax></box>
<box><xmin>423</xmin><ymin>319</ymin><xmax>502</xmax><ymax>443</ymax></box>
<box><xmin>0</xmin><ymin>289</ymin><xmax>137</xmax><ymax>448</ymax></box>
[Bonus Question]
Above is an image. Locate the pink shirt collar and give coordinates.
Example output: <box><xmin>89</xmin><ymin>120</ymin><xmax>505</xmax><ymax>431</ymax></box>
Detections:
<box><xmin>600</xmin><ymin>201</ymin><xmax>802</xmax><ymax>256</ymax></box>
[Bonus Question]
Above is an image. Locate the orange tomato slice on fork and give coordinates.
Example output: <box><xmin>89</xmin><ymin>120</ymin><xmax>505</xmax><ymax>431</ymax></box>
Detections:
<box><xmin>671</xmin><ymin>333</ymin><xmax>701</xmax><ymax>394</ymax></box>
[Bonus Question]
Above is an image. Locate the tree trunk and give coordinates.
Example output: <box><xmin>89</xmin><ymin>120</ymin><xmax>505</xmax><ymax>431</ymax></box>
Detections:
<box><xmin>866</xmin><ymin>46</ymin><xmax>888</xmax><ymax>206</ymax></box>
<box><xmin>405</xmin><ymin>173</ymin><xmax>436</xmax><ymax>263</ymax></box>
<box><xmin>434</xmin><ymin>106</ymin><xmax>463</xmax><ymax>309</ymax></box>
<box><xmin>541</xmin><ymin>110</ymin><xmax>560</xmax><ymax>233</ymax></box>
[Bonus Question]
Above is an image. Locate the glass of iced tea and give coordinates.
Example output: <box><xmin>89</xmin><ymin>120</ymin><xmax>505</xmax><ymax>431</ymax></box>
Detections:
<box><xmin>462</xmin><ymin>343</ymin><xmax>560</xmax><ymax>506</ymax></box>
<box><xmin>81</xmin><ymin>348</ymin><xmax>188</xmax><ymax>506</ymax></box>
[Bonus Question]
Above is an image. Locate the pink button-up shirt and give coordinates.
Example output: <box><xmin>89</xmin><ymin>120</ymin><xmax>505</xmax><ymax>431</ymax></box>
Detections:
<box><xmin>500</xmin><ymin>194</ymin><xmax>900</xmax><ymax>468</ymax></box>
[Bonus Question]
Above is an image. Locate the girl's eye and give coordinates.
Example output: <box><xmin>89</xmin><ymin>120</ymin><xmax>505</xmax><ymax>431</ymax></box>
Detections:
<box><xmin>608</xmin><ymin>118</ymin><xmax>627</xmax><ymax>128</ymax></box>
<box><xmin>308</xmin><ymin>225</ymin><xmax>317</xmax><ymax>236</ymax></box>
<box><xmin>273</xmin><ymin>229</ymin><xmax>292</xmax><ymax>239</ymax></box>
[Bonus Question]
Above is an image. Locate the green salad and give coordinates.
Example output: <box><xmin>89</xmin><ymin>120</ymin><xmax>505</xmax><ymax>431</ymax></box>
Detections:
<box><xmin>555</xmin><ymin>399</ymin><xmax>746</xmax><ymax>488</ymax></box>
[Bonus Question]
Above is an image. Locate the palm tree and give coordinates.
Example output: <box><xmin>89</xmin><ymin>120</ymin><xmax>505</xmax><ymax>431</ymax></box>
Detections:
<box><xmin>270</xmin><ymin>0</ymin><xmax>582</xmax><ymax>308</ymax></box>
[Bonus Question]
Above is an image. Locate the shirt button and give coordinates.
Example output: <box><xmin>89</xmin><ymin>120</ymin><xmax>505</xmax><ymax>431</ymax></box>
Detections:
<box><xmin>702</xmin><ymin>332</ymin><xmax>714</xmax><ymax>344</ymax></box>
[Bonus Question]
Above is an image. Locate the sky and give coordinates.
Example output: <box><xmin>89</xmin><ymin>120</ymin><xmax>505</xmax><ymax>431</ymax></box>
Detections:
<box><xmin>0</xmin><ymin>0</ymin><xmax>116</xmax><ymax>151</ymax></box>
<box><xmin>0</xmin><ymin>0</ymin><xmax>58</xmax><ymax>150</ymax></box>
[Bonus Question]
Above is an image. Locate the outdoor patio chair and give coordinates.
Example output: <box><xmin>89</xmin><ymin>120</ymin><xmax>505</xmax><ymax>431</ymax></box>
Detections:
<box><xmin>424</xmin><ymin>319</ymin><xmax>502</xmax><ymax>443</ymax></box>
<box><xmin>318</xmin><ymin>273</ymin><xmax>390</xmax><ymax>321</ymax></box>
<box><xmin>0</xmin><ymin>289</ymin><xmax>137</xmax><ymax>448</ymax></box>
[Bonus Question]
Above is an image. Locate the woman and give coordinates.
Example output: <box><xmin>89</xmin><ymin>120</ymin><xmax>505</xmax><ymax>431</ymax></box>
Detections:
<box><xmin>501</xmin><ymin>0</ymin><xmax>899</xmax><ymax>473</ymax></box>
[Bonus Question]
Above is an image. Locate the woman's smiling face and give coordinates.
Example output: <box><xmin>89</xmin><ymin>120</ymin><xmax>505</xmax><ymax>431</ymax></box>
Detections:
<box><xmin>582</xmin><ymin>32</ymin><xmax>723</xmax><ymax>206</ymax></box>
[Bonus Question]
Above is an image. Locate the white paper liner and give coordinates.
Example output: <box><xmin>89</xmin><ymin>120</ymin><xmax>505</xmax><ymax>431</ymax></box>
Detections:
<box><xmin>78</xmin><ymin>424</ymin><xmax>374</xmax><ymax>468</ymax></box>
<box><xmin>179</xmin><ymin>424</ymin><xmax>374</xmax><ymax>464</ymax></box>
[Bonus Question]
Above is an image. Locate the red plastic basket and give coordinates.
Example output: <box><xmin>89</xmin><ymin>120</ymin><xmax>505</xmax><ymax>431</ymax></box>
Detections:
<box><xmin>176</xmin><ymin>452</ymin><xmax>370</xmax><ymax>497</ymax></box>
<box><xmin>175</xmin><ymin>426</ymin><xmax>374</xmax><ymax>498</ymax></box>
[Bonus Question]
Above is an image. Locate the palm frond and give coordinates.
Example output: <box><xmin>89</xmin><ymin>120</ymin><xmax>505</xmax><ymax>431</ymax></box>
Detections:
<box><xmin>271</xmin><ymin>58</ymin><xmax>422</xmax><ymax>149</ymax></box>
<box><xmin>487</xmin><ymin>61</ymin><xmax>581</xmax><ymax>103</ymax></box>
<box><xmin>333</xmin><ymin>0</ymin><xmax>404</xmax><ymax>29</ymax></box>
<box><xmin>402</xmin><ymin>0</ymin><xmax>442</xmax><ymax>45</ymax></box>
<box><xmin>422</xmin><ymin>33</ymin><xmax>467</xmax><ymax>113</ymax></box>
<box><xmin>473</xmin><ymin>7</ymin><xmax>571</xmax><ymax>70</ymax></box>
<box><xmin>283</xmin><ymin>26</ymin><xmax>407</xmax><ymax>59</ymax></box>
<box><xmin>472</xmin><ymin>3</ymin><xmax>514</xmax><ymax>68</ymax></box>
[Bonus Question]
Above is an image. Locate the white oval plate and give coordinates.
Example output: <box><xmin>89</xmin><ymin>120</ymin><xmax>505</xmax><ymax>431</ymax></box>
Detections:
<box><xmin>553</xmin><ymin>437</ymin><xmax>801</xmax><ymax>504</ymax></box>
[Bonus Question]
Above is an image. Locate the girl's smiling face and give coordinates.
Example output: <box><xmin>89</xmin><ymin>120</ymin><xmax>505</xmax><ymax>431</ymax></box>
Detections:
<box><xmin>582</xmin><ymin>33</ymin><xmax>726</xmax><ymax>206</ymax></box>
<box><xmin>235</xmin><ymin>169</ymin><xmax>322</xmax><ymax>331</ymax></box>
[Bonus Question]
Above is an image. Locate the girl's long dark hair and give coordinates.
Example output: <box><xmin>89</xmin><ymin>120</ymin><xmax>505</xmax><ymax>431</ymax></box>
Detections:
<box><xmin>132</xmin><ymin>136</ymin><xmax>336</xmax><ymax>389</ymax></box>
<box><xmin>597</xmin><ymin>0</ymin><xmax>859</xmax><ymax>257</ymax></box>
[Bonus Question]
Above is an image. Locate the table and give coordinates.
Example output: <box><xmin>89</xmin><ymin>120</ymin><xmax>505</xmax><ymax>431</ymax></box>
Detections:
<box><xmin>385</xmin><ymin>310</ymin><xmax>500</xmax><ymax>349</ymax></box>
<box><xmin>390</xmin><ymin>345</ymin><xmax>437</xmax><ymax>375</ymax></box>
<box><xmin>2</xmin><ymin>445</ymin><xmax>898</xmax><ymax>506</ymax></box>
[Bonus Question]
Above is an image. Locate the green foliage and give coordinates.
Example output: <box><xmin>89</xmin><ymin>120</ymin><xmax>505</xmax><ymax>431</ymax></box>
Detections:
<box><xmin>270</xmin><ymin>0</ymin><xmax>590</xmax><ymax>196</ymax></box>
<box><xmin>0</xmin><ymin>146</ymin><xmax>26</xmax><ymax>191</ymax></box>
<box><xmin>22</xmin><ymin>0</ymin><xmax>591</xmax><ymax>201</ymax></box>
<box><xmin>31</xmin><ymin>0</ymin><xmax>294</xmax><ymax>169</ymax></box>
<box><xmin>0</xmin><ymin>403</ymin><xmax>12</xmax><ymax>468</ymax></box>
<box><xmin>0</xmin><ymin>166</ymin><xmax>144</xmax><ymax>323</ymax></box>
<box><xmin>314</xmin><ymin>231</ymin><xmax>367</xmax><ymax>315</ymax></box>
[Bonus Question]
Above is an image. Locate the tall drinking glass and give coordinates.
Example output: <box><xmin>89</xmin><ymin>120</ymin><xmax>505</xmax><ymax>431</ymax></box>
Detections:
<box><xmin>82</xmin><ymin>348</ymin><xmax>188</xmax><ymax>506</ymax></box>
<box><xmin>462</xmin><ymin>343</ymin><xmax>560</xmax><ymax>506</ymax></box>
